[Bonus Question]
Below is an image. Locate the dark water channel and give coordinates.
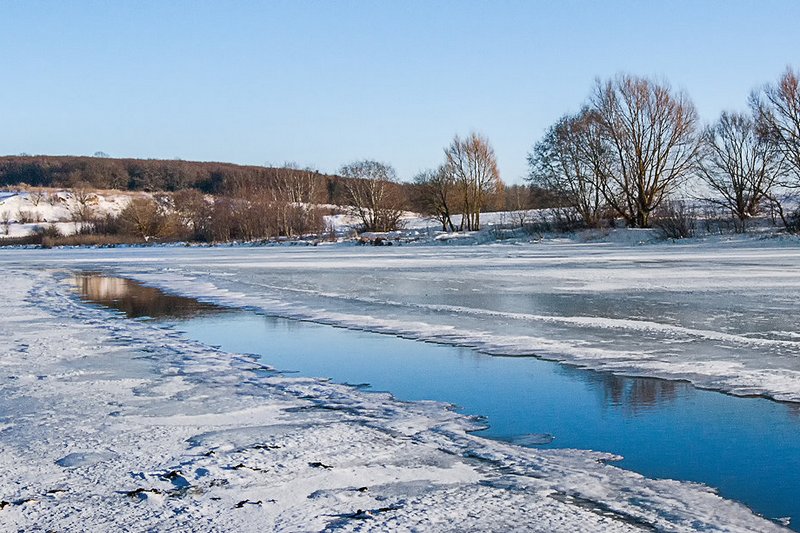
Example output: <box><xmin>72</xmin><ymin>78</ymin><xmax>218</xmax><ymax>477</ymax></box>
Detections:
<box><xmin>75</xmin><ymin>273</ymin><xmax>800</xmax><ymax>529</ymax></box>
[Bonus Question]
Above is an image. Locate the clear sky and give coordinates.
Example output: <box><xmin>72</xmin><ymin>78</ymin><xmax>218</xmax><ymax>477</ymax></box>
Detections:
<box><xmin>1</xmin><ymin>1</ymin><xmax>798</xmax><ymax>184</ymax></box>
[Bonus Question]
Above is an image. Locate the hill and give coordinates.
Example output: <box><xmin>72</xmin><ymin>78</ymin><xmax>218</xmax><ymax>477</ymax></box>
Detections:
<box><xmin>0</xmin><ymin>155</ymin><xmax>346</xmax><ymax>202</ymax></box>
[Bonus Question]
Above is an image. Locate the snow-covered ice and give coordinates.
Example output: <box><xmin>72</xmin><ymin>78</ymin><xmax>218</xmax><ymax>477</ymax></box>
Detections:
<box><xmin>0</xmin><ymin>241</ymin><xmax>796</xmax><ymax>530</ymax></box>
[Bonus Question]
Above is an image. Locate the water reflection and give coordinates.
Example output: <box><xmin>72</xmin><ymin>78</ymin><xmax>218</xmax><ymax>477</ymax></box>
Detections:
<box><xmin>74</xmin><ymin>273</ymin><xmax>222</xmax><ymax>319</ymax></box>
<box><xmin>590</xmin><ymin>371</ymin><xmax>686</xmax><ymax>412</ymax></box>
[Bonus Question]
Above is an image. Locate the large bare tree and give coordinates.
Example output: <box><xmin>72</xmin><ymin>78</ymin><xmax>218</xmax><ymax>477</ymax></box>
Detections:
<box><xmin>339</xmin><ymin>160</ymin><xmax>405</xmax><ymax>232</ymax></box>
<box><xmin>412</xmin><ymin>166</ymin><xmax>458</xmax><ymax>232</ymax></box>
<box><xmin>750</xmin><ymin>67</ymin><xmax>800</xmax><ymax>230</ymax></box>
<box><xmin>751</xmin><ymin>67</ymin><xmax>800</xmax><ymax>179</ymax></box>
<box><xmin>697</xmin><ymin>111</ymin><xmax>783</xmax><ymax>231</ymax></box>
<box><xmin>444</xmin><ymin>133</ymin><xmax>502</xmax><ymax>231</ymax></box>
<box><xmin>528</xmin><ymin>109</ymin><xmax>607</xmax><ymax>227</ymax></box>
<box><xmin>591</xmin><ymin>75</ymin><xmax>700</xmax><ymax>227</ymax></box>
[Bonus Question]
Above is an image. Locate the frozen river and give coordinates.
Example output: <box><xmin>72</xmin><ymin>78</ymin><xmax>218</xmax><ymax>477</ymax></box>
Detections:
<box><xmin>2</xmin><ymin>240</ymin><xmax>799</xmax><ymax>530</ymax></box>
<box><xmin>76</xmin><ymin>271</ymin><xmax>800</xmax><ymax>528</ymax></box>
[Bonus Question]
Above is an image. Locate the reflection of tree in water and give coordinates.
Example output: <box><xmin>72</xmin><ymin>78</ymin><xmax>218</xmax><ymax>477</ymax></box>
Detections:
<box><xmin>785</xmin><ymin>402</ymin><xmax>800</xmax><ymax>419</ymax></box>
<box><xmin>74</xmin><ymin>273</ymin><xmax>221</xmax><ymax>319</ymax></box>
<box><xmin>589</xmin><ymin>371</ymin><xmax>688</xmax><ymax>412</ymax></box>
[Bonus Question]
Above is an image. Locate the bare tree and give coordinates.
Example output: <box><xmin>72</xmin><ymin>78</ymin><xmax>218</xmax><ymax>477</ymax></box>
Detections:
<box><xmin>172</xmin><ymin>189</ymin><xmax>210</xmax><ymax>238</ymax></box>
<box><xmin>339</xmin><ymin>160</ymin><xmax>405</xmax><ymax>232</ymax></box>
<box><xmin>412</xmin><ymin>166</ymin><xmax>458</xmax><ymax>232</ymax></box>
<box><xmin>46</xmin><ymin>192</ymin><xmax>60</xmax><ymax>206</ymax></box>
<box><xmin>272</xmin><ymin>164</ymin><xmax>323</xmax><ymax>237</ymax></box>
<box><xmin>444</xmin><ymin>133</ymin><xmax>502</xmax><ymax>231</ymax></box>
<box><xmin>697</xmin><ymin>111</ymin><xmax>783</xmax><ymax>232</ymax></box>
<box><xmin>117</xmin><ymin>197</ymin><xmax>173</xmax><ymax>241</ymax></box>
<box><xmin>69</xmin><ymin>182</ymin><xmax>97</xmax><ymax>227</ymax></box>
<box><xmin>207</xmin><ymin>197</ymin><xmax>236</xmax><ymax>242</ymax></box>
<box><xmin>591</xmin><ymin>75</ymin><xmax>700</xmax><ymax>227</ymax></box>
<box><xmin>1</xmin><ymin>211</ymin><xmax>10</xmax><ymax>235</ymax></box>
<box><xmin>528</xmin><ymin>109</ymin><xmax>607</xmax><ymax>227</ymax></box>
<box><xmin>29</xmin><ymin>189</ymin><xmax>46</xmax><ymax>207</ymax></box>
<box><xmin>273</xmin><ymin>163</ymin><xmax>320</xmax><ymax>204</ymax></box>
<box><xmin>751</xmin><ymin>67</ymin><xmax>800</xmax><ymax>179</ymax></box>
<box><xmin>750</xmin><ymin>67</ymin><xmax>800</xmax><ymax>231</ymax></box>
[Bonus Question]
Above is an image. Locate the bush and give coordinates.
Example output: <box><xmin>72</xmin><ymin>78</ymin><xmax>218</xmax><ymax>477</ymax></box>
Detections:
<box><xmin>701</xmin><ymin>205</ymin><xmax>736</xmax><ymax>235</ymax></box>
<box><xmin>116</xmin><ymin>197</ymin><xmax>175</xmax><ymax>241</ymax></box>
<box><xmin>17</xmin><ymin>210</ymin><xmax>40</xmax><ymax>224</ymax></box>
<box><xmin>653</xmin><ymin>201</ymin><xmax>696</xmax><ymax>239</ymax></box>
<box><xmin>784</xmin><ymin>207</ymin><xmax>800</xmax><ymax>234</ymax></box>
<box><xmin>31</xmin><ymin>224</ymin><xmax>62</xmax><ymax>239</ymax></box>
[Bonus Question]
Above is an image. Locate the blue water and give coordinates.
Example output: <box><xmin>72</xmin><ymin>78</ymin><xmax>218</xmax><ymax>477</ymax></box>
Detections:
<box><xmin>171</xmin><ymin>312</ymin><xmax>800</xmax><ymax>528</ymax></box>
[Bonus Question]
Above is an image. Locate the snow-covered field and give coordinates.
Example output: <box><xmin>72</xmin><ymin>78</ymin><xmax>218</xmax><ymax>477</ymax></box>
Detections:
<box><xmin>0</xmin><ymin>190</ymin><xmax>135</xmax><ymax>238</ymax></box>
<box><xmin>0</xmin><ymin>241</ymin><xmax>796</xmax><ymax>531</ymax></box>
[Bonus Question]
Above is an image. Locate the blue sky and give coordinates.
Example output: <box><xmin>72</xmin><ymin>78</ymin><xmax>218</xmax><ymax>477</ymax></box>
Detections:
<box><xmin>1</xmin><ymin>1</ymin><xmax>798</xmax><ymax>184</ymax></box>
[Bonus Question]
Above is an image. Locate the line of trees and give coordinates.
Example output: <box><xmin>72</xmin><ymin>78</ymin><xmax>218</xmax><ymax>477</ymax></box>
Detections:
<box><xmin>1</xmin><ymin>143</ymin><xmax>532</xmax><ymax>236</ymax></box>
<box><xmin>14</xmin><ymin>70</ymin><xmax>798</xmax><ymax>240</ymax></box>
<box><xmin>72</xmin><ymin>189</ymin><xmax>328</xmax><ymax>244</ymax></box>
<box><xmin>0</xmin><ymin>156</ymin><xmax>339</xmax><ymax>199</ymax></box>
<box><xmin>304</xmin><ymin>133</ymin><xmax>507</xmax><ymax>234</ymax></box>
<box><xmin>7</xmin><ymin>133</ymin><xmax>515</xmax><ymax>244</ymax></box>
<box><xmin>528</xmin><ymin>68</ymin><xmax>800</xmax><ymax>233</ymax></box>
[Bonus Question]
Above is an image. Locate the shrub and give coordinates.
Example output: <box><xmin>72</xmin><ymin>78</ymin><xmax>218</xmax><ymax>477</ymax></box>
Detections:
<box><xmin>17</xmin><ymin>209</ymin><xmax>40</xmax><ymax>224</ymax></box>
<box><xmin>31</xmin><ymin>224</ymin><xmax>62</xmax><ymax>239</ymax></box>
<box><xmin>654</xmin><ymin>201</ymin><xmax>696</xmax><ymax>239</ymax></box>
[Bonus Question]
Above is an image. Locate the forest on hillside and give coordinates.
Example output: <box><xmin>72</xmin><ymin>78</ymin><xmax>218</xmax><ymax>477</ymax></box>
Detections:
<box><xmin>0</xmin><ymin>152</ymin><xmax>554</xmax><ymax>246</ymax></box>
<box><xmin>0</xmin><ymin>156</ymin><xmax>343</xmax><ymax>199</ymax></box>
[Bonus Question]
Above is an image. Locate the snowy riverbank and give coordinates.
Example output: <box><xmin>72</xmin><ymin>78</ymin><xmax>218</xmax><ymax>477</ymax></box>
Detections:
<box><xmin>0</xmin><ymin>264</ymin><xmax>789</xmax><ymax>530</ymax></box>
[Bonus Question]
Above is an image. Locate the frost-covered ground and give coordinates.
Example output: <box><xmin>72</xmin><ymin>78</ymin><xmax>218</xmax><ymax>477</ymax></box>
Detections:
<box><xmin>0</xmin><ymin>243</ymin><xmax>796</xmax><ymax>530</ymax></box>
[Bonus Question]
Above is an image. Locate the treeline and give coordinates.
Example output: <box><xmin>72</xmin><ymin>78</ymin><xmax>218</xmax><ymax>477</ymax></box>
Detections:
<box><xmin>527</xmin><ymin>67</ymin><xmax>800</xmax><ymax>235</ymax></box>
<box><xmin>0</xmin><ymin>188</ymin><xmax>331</xmax><ymax>247</ymax></box>
<box><xmin>1</xmin><ymin>143</ymin><xmax>558</xmax><ymax>246</ymax></box>
<box><xmin>95</xmin><ymin>190</ymin><xmax>329</xmax><ymax>243</ymax></box>
<box><xmin>0</xmin><ymin>156</ymin><xmax>347</xmax><ymax>202</ymax></box>
<box><xmin>0</xmin><ymin>151</ymin><xmax>556</xmax><ymax>238</ymax></box>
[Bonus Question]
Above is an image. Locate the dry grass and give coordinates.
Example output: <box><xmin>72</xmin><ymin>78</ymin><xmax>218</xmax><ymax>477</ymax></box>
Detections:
<box><xmin>40</xmin><ymin>234</ymin><xmax>145</xmax><ymax>248</ymax></box>
<box><xmin>0</xmin><ymin>235</ymin><xmax>43</xmax><ymax>246</ymax></box>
